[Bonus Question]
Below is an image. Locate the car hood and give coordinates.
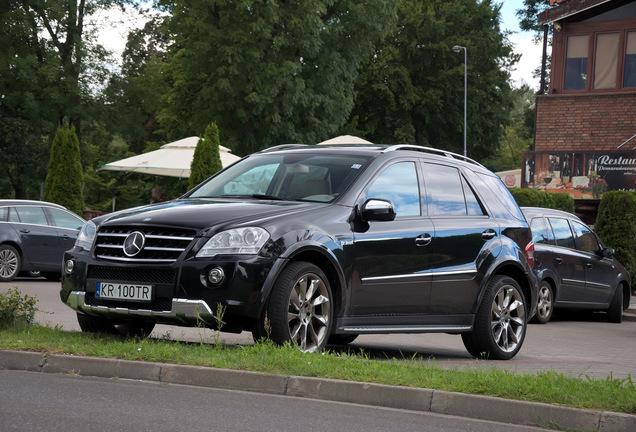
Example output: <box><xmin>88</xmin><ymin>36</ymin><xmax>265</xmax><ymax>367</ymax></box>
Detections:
<box><xmin>97</xmin><ymin>198</ymin><xmax>320</xmax><ymax>234</ymax></box>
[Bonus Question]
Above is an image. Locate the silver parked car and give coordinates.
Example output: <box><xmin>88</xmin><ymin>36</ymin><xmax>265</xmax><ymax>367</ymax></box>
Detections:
<box><xmin>0</xmin><ymin>200</ymin><xmax>85</xmax><ymax>281</ymax></box>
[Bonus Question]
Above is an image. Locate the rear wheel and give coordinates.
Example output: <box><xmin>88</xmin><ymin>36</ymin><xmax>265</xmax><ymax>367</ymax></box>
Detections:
<box><xmin>462</xmin><ymin>275</ymin><xmax>527</xmax><ymax>360</ymax></box>
<box><xmin>77</xmin><ymin>313</ymin><xmax>155</xmax><ymax>338</ymax></box>
<box><xmin>0</xmin><ymin>245</ymin><xmax>21</xmax><ymax>282</ymax></box>
<box><xmin>607</xmin><ymin>286</ymin><xmax>623</xmax><ymax>323</ymax></box>
<box><xmin>530</xmin><ymin>281</ymin><xmax>553</xmax><ymax>324</ymax></box>
<box><xmin>264</xmin><ymin>261</ymin><xmax>333</xmax><ymax>353</ymax></box>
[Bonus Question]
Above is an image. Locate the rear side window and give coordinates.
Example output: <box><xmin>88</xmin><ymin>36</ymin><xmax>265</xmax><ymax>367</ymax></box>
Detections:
<box><xmin>425</xmin><ymin>164</ymin><xmax>484</xmax><ymax>216</ymax></box>
<box><xmin>548</xmin><ymin>217</ymin><xmax>575</xmax><ymax>249</ymax></box>
<box><xmin>475</xmin><ymin>172</ymin><xmax>525</xmax><ymax>221</ymax></box>
<box><xmin>571</xmin><ymin>221</ymin><xmax>600</xmax><ymax>253</ymax></box>
<box><xmin>12</xmin><ymin>206</ymin><xmax>48</xmax><ymax>226</ymax></box>
<box><xmin>367</xmin><ymin>162</ymin><xmax>420</xmax><ymax>217</ymax></box>
<box><xmin>0</xmin><ymin>207</ymin><xmax>7</xmax><ymax>222</ymax></box>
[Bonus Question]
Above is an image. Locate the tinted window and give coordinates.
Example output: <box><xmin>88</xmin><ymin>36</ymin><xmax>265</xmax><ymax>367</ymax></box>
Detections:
<box><xmin>462</xmin><ymin>176</ymin><xmax>485</xmax><ymax>216</ymax></box>
<box><xmin>367</xmin><ymin>162</ymin><xmax>420</xmax><ymax>217</ymax></box>
<box><xmin>571</xmin><ymin>221</ymin><xmax>599</xmax><ymax>253</ymax></box>
<box><xmin>548</xmin><ymin>217</ymin><xmax>575</xmax><ymax>249</ymax></box>
<box><xmin>426</xmin><ymin>164</ymin><xmax>468</xmax><ymax>216</ymax></box>
<box><xmin>530</xmin><ymin>218</ymin><xmax>550</xmax><ymax>244</ymax></box>
<box><xmin>475</xmin><ymin>172</ymin><xmax>525</xmax><ymax>221</ymax></box>
<box><xmin>13</xmin><ymin>206</ymin><xmax>48</xmax><ymax>225</ymax></box>
<box><xmin>49</xmin><ymin>208</ymin><xmax>84</xmax><ymax>230</ymax></box>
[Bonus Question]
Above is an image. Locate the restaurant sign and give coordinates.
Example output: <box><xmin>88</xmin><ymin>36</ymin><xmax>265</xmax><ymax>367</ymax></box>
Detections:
<box><xmin>521</xmin><ymin>150</ymin><xmax>636</xmax><ymax>200</ymax></box>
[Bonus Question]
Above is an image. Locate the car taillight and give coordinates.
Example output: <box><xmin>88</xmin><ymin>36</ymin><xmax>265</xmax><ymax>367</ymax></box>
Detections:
<box><xmin>525</xmin><ymin>242</ymin><xmax>535</xmax><ymax>269</ymax></box>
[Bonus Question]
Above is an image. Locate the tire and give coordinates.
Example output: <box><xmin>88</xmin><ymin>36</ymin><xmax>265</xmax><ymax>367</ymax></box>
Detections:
<box><xmin>0</xmin><ymin>245</ymin><xmax>21</xmax><ymax>282</ymax></box>
<box><xmin>265</xmin><ymin>261</ymin><xmax>333</xmax><ymax>353</ymax></box>
<box><xmin>77</xmin><ymin>312</ymin><xmax>155</xmax><ymax>338</ymax></box>
<box><xmin>607</xmin><ymin>286</ymin><xmax>623</xmax><ymax>323</ymax></box>
<box><xmin>328</xmin><ymin>334</ymin><xmax>359</xmax><ymax>346</ymax></box>
<box><xmin>462</xmin><ymin>275</ymin><xmax>527</xmax><ymax>360</ymax></box>
<box><xmin>530</xmin><ymin>281</ymin><xmax>553</xmax><ymax>324</ymax></box>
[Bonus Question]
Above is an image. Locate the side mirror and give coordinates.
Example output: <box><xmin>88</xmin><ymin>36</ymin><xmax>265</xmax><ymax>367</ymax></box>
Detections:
<box><xmin>359</xmin><ymin>199</ymin><xmax>396</xmax><ymax>222</ymax></box>
<box><xmin>602</xmin><ymin>247</ymin><xmax>615</xmax><ymax>258</ymax></box>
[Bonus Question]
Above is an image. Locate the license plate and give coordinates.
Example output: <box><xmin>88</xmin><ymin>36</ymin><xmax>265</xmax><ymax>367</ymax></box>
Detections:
<box><xmin>96</xmin><ymin>282</ymin><xmax>153</xmax><ymax>302</ymax></box>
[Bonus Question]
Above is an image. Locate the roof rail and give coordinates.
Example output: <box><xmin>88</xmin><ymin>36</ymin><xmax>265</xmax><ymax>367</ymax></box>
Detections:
<box><xmin>383</xmin><ymin>144</ymin><xmax>484</xmax><ymax>167</ymax></box>
<box><xmin>258</xmin><ymin>144</ymin><xmax>308</xmax><ymax>153</ymax></box>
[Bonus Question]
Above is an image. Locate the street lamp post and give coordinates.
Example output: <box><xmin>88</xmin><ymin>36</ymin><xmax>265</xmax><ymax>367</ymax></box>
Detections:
<box><xmin>452</xmin><ymin>45</ymin><xmax>467</xmax><ymax>157</ymax></box>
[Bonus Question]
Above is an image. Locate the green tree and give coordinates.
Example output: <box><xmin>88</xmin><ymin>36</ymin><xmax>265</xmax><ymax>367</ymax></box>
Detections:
<box><xmin>158</xmin><ymin>0</ymin><xmax>397</xmax><ymax>156</ymax></box>
<box><xmin>43</xmin><ymin>126</ymin><xmax>85</xmax><ymax>215</ymax></box>
<box><xmin>484</xmin><ymin>85</ymin><xmax>535</xmax><ymax>172</ymax></box>
<box><xmin>189</xmin><ymin>122</ymin><xmax>223</xmax><ymax>189</ymax></box>
<box><xmin>342</xmin><ymin>0</ymin><xmax>518</xmax><ymax>161</ymax></box>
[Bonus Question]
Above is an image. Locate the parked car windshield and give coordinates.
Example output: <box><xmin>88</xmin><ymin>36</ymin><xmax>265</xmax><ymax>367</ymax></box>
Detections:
<box><xmin>188</xmin><ymin>153</ymin><xmax>371</xmax><ymax>202</ymax></box>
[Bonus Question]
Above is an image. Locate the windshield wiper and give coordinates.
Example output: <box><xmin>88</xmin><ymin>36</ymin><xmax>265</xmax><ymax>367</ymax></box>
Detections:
<box><xmin>211</xmin><ymin>194</ymin><xmax>285</xmax><ymax>201</ymax></box>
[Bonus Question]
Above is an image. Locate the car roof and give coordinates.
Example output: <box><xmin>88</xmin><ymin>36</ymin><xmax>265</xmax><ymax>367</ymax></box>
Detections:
<box><xmin>257</xmin><ymin>143</ymin><xmax>489</xmax><ymax>173</ymax></box>
<box><xmin>0</xmin><ymin>199</ymin><xmax>68</xmax><ymax>210</ymax></box>
<box><xmin>520</xmin><ymin>206</ymin><xmax>582</xmax><ymax>222</ymax></box>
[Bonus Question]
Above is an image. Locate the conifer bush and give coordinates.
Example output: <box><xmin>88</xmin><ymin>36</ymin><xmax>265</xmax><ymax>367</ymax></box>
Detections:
<box><xmin>42</xmin><ymin>126</ymin><xmax>84</xmax><ymax>215</ymax></box>
<box><xmin>189</xmin><ymin>122</ymin><xmax>223</xmax><ymax>190</ymax></box>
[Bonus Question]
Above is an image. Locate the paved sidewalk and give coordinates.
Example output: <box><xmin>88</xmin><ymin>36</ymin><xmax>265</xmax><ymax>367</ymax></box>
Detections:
<box><xmin>1</xmin><ymin>350</ymin><xmax>634</xmax><ymax>431</ymax></box>
<box><xmin>623</xmin><ymin>295</ymin><xmax>636</xmax><ymax>321</ymax></box>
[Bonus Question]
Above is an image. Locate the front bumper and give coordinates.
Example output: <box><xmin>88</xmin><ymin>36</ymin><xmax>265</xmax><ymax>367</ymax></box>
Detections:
<box><xmin>60</xmin><ymin>248</ymin><xmax>280</xmax><ymax>332</ymax></box>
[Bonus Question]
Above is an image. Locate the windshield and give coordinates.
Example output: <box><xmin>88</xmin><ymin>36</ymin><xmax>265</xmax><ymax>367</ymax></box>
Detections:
<box><xmin>187</xmin><ymin>153</ymin><xmax>370</xmax><ymax>202</ymax></box>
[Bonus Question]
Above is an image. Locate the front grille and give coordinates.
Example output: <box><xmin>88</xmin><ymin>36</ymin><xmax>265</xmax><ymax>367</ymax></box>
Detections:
<box><xmin>94</xmin><ymin>226</ymin><xmax>196</xmax><ymax>263</ymax></box>
<box><xmin>87</xmin><ymin>266</ymin><xmax>176</xmax><ymax>284</ymax></box>
<box><xmin>85</xmin><ymin>293</ymin><xmax>173</xmax><ymax>312</ymax></box>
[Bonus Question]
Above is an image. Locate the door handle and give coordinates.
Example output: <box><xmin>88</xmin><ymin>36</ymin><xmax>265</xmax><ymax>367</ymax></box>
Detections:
<box><xmin>481</xmin><ymin>229</ymin><xmax>497</xmax><ymax>240</ymax></box>
<box><xmin>61</xmin><ymin>234</ymin><xmax>70</xmax><ymax>239</ymax></box>
<box><xmin>20</xmin><ymin>229</ymin><xmax>30</xmax><ymax>233</ymax></box>
<box><xmin>586</xmin><ymin>263</ymin><xmax>593</xmax><ymax>269</ymax></box>
<box><xmin>555</xmin><ymin>257</ymin><xmax>563</xmax><ymax>264</ymax></box>
<box><xmin>415</xmin><ymin>234</ymin><xmax>432</xmax><ymax>246</ymax></box>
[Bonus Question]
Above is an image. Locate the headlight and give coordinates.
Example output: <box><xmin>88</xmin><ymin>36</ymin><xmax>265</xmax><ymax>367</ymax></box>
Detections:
<box><xmin>75</xmin><ymin>221</ymin><xmax>97</xmax><ymax>251</ymax></box>
<box><xmin>196</xmin><ymin>227</ymin><xmax>270</xmax><ymax>257</ymax></box>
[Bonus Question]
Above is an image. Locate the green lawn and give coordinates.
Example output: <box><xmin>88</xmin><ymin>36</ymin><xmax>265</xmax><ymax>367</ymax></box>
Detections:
<box><xmin>1</xmin><ymin>324</ymin><xmax>634</xmax><ymax>414</ymax></box>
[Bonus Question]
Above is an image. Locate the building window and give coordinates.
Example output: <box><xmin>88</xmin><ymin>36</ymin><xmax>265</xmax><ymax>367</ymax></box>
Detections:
<box><xmin>594</xmin><ymin>33</ymin><xmax>619</xmax><ymax>89</ymax></box>
<box><xmin>564</xmin><ymin>35</ymin><xmax>588</xmax><ymax>90</ymax></box>
<box><xmin>625</xmin><ymin>32</ymin><xmax>636</xmax><ymax>88</ymax></box>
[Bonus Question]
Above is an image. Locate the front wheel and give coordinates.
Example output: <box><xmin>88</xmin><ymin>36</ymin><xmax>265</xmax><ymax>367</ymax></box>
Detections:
<box><xmin>264</xmin><ymin>261</ymin><xmax>333</xmax><ymax>353</ymax></box>
<box><xmin>606</xmin><ymin>286</ymin><xmax>623</xmax><ymax>323</ymax></box>
<box><xmin>462</xmin><ymin>275</ymin><xmax>527</xmax><ymax>360</ymax></box>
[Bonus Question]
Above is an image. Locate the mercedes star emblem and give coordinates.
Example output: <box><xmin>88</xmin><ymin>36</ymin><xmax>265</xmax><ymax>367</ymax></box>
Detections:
<box><xmin>123</xmin><ymin>231</ymin><xmax>146</xmax><ymax>257</ymax></box>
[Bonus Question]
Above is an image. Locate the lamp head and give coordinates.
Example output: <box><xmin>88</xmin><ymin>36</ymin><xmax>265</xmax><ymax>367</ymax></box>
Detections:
<box><xmin>452</xmin><ymin>45</ymin><xmax>463</xmax><ymax>53</ymax></box>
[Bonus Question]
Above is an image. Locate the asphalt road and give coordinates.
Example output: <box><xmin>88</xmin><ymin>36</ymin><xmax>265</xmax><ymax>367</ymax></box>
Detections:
<box><xmin>0</xmin><ymin>370</ymin><xmax>549</xmax><ymax>432</ymax></box>
<box><xmin>2</xmin><ymin>277</ymin><xmax>636</xmax><ymax>380</ymax></box>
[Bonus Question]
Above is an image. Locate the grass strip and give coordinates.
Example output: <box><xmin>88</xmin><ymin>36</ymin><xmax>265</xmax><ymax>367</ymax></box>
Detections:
<box><xmin>1</xmin><ymin>324</ymin><xmax>634</xmax><ymax>414</ymax></box>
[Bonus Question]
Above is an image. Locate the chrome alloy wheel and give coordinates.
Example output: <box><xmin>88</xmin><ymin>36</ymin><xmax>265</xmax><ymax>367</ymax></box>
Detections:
<box><xmin>491</xmin><ymin>284</ymin><xmax>526</xmax><ymax>353</ymax></box>
<box><xmin>287</xmin><ymin>273</ymin><xmax>330</xmax><ymax>353</ymax></box>
<box><xmin>536</xmin><ymin>284</ymin><xmax>553</xmax><ymax>319</ymax></box>
<box><xmin>0</xmin><ymin>247</ymin><xmax>19</xmax><ymax>281</ymax></box>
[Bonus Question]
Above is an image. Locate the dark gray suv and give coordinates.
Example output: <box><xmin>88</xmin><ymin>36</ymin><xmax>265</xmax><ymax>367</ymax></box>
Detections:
<box><xmin>61</xmin><ymin>144</ymin><xmax>537</xmax><ymax>359</ymax></box>
<box><xmin>522</xmin><ymin>207</ymin><xmax>630</xmax><ymax>324</ymax></box>
<box><xmin>0</xmin><ymin>200</ymin><xmax>85</xmax><ymax>281</ymax></box>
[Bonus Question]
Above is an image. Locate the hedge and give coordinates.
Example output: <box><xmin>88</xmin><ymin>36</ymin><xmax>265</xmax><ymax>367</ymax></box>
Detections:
<box><xmin>508</xmin><ymin>188</ymin><xmax>575</xmax><ymax>213</ymax></box>
<box><xmin>595</xmin><ymin>191</ymin><xmax>636</xmax><ymax>290</ymax></box>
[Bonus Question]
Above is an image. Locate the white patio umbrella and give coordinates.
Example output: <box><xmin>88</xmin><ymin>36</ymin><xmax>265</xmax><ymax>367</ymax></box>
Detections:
<box><xmin>317</xmin><ymin>135</ymin><xmax>373</xmax><ymax>145</ymax></box>
<box><xmin>99</xmin><ymin>136</ymin><xmax>241</xmax><ymax>178</ymax></box>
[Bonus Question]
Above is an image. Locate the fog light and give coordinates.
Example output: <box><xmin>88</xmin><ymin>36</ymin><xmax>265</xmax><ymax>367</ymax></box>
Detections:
<box><xmin>207</xmin><ymin>267</ymin><xmax>225</xmax><ymax>285</ymax></box>
<box><xmin>64</xmin><ymin>259</ymin><xmax>75</xmax><ymax>274</ymax></box>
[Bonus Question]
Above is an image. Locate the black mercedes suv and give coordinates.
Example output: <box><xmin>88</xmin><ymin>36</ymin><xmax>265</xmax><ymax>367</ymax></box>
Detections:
<box><xmin>61</xmin><ymin>144</ymin><xmax>537</xmax><ymax>360</ymax></box>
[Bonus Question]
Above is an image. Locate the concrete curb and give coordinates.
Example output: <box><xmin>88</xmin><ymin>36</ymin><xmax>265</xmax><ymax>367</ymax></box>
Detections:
<box><xmin>1</xmin><ymin>350</ymin><xmax>634</xmax><ymax>431</ymax></box>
